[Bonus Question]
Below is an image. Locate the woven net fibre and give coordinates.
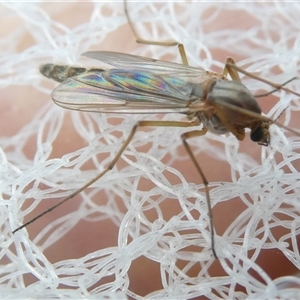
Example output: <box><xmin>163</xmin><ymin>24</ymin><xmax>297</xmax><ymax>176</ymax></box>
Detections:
<box><xmin>1</xmin><ymin>1</ymin><xmax>300</xmax><ymax>299</ymax></box>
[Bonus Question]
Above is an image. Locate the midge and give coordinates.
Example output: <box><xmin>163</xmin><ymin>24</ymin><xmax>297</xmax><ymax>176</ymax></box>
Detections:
<box><xmin>11</xmin><ymin>2</ymin><xmax>300</xmax><ymax>260</ymax></box>
<box><xmin>12</xmin><ymin>49</ymin><xmax>300</xmax><ymax>259</ymax></box>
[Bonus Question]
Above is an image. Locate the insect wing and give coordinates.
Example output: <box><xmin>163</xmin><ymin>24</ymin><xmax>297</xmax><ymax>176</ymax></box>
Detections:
<box><xmin>51</xmin><ymin>68</ymin><xmax>197</xmax><ymax>114</ymax></box>
<box><xmin>82</xmin><ymin>51</ymin><xmax>209</xmax><ymax>80</ymax></box>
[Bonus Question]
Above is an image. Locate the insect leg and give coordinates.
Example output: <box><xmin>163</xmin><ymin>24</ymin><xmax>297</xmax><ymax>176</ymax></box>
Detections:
<box><xmin>13</xmin><ymin>119</ymin><xmax>200</xmax><ymax>234</ymax></box>
<box><xmin>124</xmin><ymin>0</ymin><xmax>189</xmax><ymax>66</ymax></box>
<box><xmin>124</xmin><ymin>0</ymin><xmax>178</xmax><ymax>47</ymax></box>
<box><xmin>181</xmin><ymin>128</ymin><xmax>218</xmax><ymax>259</ymax></box>
<box><xmin>225</xmin><ymin>58</ymin><xmax>300</xmax><ymax>97</ymax></box>
<box><xmin>222</xmin><ymin>57</ymin><xmax>242</xmax><ymax>82</ymax></box>
<box><xmin>254</xmin><ymin>77</ymin><xmax>298</xmax><ymax>98</ymax></box>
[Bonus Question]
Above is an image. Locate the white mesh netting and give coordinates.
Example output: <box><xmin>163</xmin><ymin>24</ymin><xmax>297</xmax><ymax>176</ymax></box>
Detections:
<box><xmin>1</xmin><ymin>1</ymin><xmax>300</xmax><ymax>299</ymax></box>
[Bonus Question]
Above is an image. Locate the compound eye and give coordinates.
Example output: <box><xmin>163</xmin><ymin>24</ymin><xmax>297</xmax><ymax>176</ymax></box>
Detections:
<box><xmin>250</xmin><ymin>126</ymin><xmax>264</xmax><ymax>142</ymax></box>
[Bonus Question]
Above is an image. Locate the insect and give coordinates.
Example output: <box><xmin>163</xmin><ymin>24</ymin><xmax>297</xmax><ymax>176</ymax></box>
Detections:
<box><xmin>12</xmin><ymin>49</ymin><xmax>300</xmax><ymax>258</ymax></box>
<box><xmin>12</xmin><ymin>2</ymin><xmax>300</xmax><ymax>259</ymax></box>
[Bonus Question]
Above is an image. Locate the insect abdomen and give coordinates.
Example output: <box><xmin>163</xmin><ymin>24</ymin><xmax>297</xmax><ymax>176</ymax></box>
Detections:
<box><xmin>39</xmin><ymin>64</ymin><xmax>104</xmax><ymax>83</ymax></box>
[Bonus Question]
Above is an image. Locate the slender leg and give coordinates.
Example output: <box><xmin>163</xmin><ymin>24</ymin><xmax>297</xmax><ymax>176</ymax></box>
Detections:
<box><xmin>13</xmin><ymin>119</ymin><xmax>201</xmax><ymax>233</ymax></box>
<box><xmin>124</xmin><ymin>0</ymin><xmax>178</xmax><ymax>47</ymax></box>
<box><xmin>254</xmin><ymin>77</ymin><xmax>298</xmax><ymax>98</ymax></box>
<box><xmin>124</xmin><ymin>0</ymin><xmax>189</xmax><ymax>66</ymax></box>
<box><xmin>225</xmin><ymin>58</ymin><xmax>300</xmax><ymax>97</ymax></box>
<box><xmin>222</xmin><ymin>57</ymin><xmax>242</xmax><ymax>82</ymax></box>
<box><xmin>181</xmin><ymin>129</ymin><xmax>217</xmax><ymax>259</ymax></box>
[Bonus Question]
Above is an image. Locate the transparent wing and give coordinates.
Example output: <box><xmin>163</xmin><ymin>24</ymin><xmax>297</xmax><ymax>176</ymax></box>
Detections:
<box><xmin>52</xmin><ymin>68</ymin><xmax>201</xmax><ymax>114</ymax></box>
<box><xmin>82</xmin><ymin>51</ymin><xmax>209</xmax><ymax>80</ymax></box>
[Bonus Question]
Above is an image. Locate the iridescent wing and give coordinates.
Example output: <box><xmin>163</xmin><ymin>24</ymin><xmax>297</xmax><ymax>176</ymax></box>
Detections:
<box><xmin>51</xmin><ymin>54</ymin><xmax>208</xmax><ymax>114</ymax></box>
<box><xmin>82</xmin><ymin>51</ymin><xmax>208</xmax><ymax>79</ymax></box>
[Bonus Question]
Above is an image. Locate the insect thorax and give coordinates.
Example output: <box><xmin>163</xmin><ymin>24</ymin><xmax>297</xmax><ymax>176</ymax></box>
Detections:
<box><xmin>192</xmin><ymin>78</ymin><xmax>270</xmax><ymax>144</ymax></box>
